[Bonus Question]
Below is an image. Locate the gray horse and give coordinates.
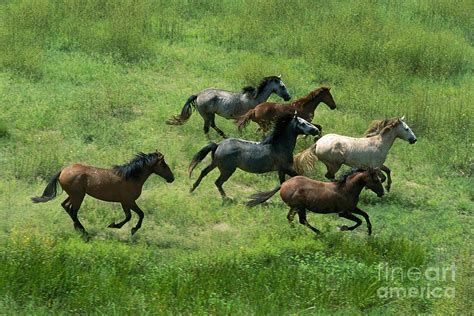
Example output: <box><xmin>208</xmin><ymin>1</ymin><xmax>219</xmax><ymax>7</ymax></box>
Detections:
<box><xmin>166</xmin><ymin>76</ymin><xmax>291</xmax><ymax>138</ymax></box>
<box><xmin>188</xmin><ymin>113</ymin><xmax>320</xmax><ymax>199</ymax></box>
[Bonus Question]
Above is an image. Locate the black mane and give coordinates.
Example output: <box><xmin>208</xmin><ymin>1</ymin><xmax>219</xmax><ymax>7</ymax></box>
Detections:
<box><xmin>336</xmin><ymin>168</ymin><xmax>365</xmax><ymax>185</ymax></box>
<box><xmin>241</xmin><ymin>76</ymin><xmax>280</xmax><ymax>96</ymax></box>
<box><xmin>113</xmin><ymin>152</ymin><xmax>158</xmax><ymax>180</ymax></box>
<box><xmin>261</xmin><ymin>114</ymin><xmax>294</xmax><ymax>145</ymax></box>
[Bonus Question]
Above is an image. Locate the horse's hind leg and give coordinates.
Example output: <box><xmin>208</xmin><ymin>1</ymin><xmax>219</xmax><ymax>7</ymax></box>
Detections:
<box><xmin>338</xmin><ymin>212</ymin><xmax>362</xmax><ymax>233</ymax></box>
<box><xmin>380</xmin><ymin>165</ymin><xmax>391</xmax><ymax>192</ymax></box>
<box><xmin>210</xmin><ymin>116</ymin><xmax>227</xmax><ymax>139</ymax></box>
<box><xmin>108</xmin><ymin>203</ymin><xmax>132</xmax><ymax>229</ymax></box>
<box><xmin>287</xmin><ymin>208</ymin><xmax>297</xmax><ymax>223</ymax></box>
<box><xmin>352</xmin><ymin>207</ymin><xmax>372</xmax><ymax>235</ymax></box>
<box><xmin>190</xmin><ymin>163</ymin><xmax>217</xmax><ymax>193</ymax></box>
<box><xmin>297</xmin><ymin>209</ymin><xmax>321</xmax><ymax>234</ymax></box>
<box><xmin>215</xmin><ymin>167</ymin><xmax>236</xmax><ymax>199</ymax></box>
<box><xmin>63</xmin><ymin>192</ymin><xmax>87</xmax><ymax>235</ymax></box>
<box><xmin>130</xmin><ymin>202</ymin><xmax>144</xmax><ymax>236</ymax></box>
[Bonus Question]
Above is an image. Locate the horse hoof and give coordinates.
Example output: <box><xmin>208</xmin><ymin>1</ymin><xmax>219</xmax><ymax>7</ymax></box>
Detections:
<box><xmin>339</xmin><ymin>225</ymin><xmax>349</xmax><ymax>231</ymax></box>
<box><xmin>108</xmin><ymin>222</ymin><xmax>117</xmax><ymax>228</ymax></box>
<box><xmin>131</xmin><ymin>228</ymin><xmax>138</xmax><ymax>235</ymax></box>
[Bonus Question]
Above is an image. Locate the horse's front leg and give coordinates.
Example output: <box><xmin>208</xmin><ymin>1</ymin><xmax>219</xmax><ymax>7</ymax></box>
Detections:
<box><xmin>380</xmin><ymin>165</ymin><xmax>392</xmax><ymax>192</ymax></box>
<box><xmin>352</xmin><ymin>207</ymin><xmax>372</xmax><ymax>235</ymax></box>
<box><xmin>338</xmin><ymin>212</ymin><xmax>363</xmax><ymax>233</ymax></box>
<box><xmin>278</xmin><ymin>170</ymin><xmax>286</xmax><ymax>184</ymax></box>
<box><xmin>108</xmin><ymin>203</ymin><xmax>132</xmax><ymax>229</ymax></box>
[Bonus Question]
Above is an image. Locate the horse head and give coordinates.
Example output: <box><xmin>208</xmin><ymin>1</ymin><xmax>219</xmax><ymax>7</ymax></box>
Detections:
<box><xmin>268</xmin><ymin>76</ymin><xmax>291</xmax><ymax>101</ymax></box>
<box><xmin>394</xmin><ymin>116</ymin><xmax>417</xmax><ymax>144</ymax></box>
<box><xmin>362</xmin><ymin>168</ymin><xmax>385</xmax><ymax>197</ymax></box>
<box><xmin>291</xmin><ymin>113</ymin><xmax>320</xmax><ymax>136</ymax></box>
<box><xmin>320</xmin><ymin>87</ymin><xmax>336</xmax><ymax>110</ymax></box>
<box><xmin>152</xmin><ymin>151</ymin><xmax>175</xmax><ymax>183</ymax></box>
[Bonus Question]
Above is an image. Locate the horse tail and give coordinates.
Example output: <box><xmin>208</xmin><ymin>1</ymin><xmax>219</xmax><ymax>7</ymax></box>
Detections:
<box><xmin>236</xmin><ymin>109</ymin><xmax>255</xmax><ymax>133</ymax></box>
<box><xmin>188</xmin><ymin>142</ymin><xmax>218</xmax><ymax>177</ymax></box>
<box><xmin>166</xmin><ymin>95</ymin><xmax>198</xmax><ymax>125</ymax></box>
<box><xmin>246</xmin><ymin>185</ymin><xmax>281</xmax><ymax>207</ymax></box>
<box><xmin>293</xmin><ymin>143</ymin><xmax>318</xmax><ymax>175</ymax></box>
<box><xmin>31</xmin><ymin>171</ymin><xmax>62</xmax><ymax>203</ymax></box>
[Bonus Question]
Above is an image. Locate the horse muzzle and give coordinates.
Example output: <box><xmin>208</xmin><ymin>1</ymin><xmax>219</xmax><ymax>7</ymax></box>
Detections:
<box><xmin>283</xmin><ymin>95</ymin><xmax>291</xmax><ymax>101</ymax></box>
<box><xmin>409</xmin><ymin>138</ymin><xmax>417</xmax><ymax>144</ymax></box>
<box><xmin>166</xmin><ymin>176</ymin><xmax>175</xmax><ymax>183</ymax></box>
<box><xmin>377</xmin><ymin>192</ymin><xmax>385</xmax><ymax>198</ymax></box>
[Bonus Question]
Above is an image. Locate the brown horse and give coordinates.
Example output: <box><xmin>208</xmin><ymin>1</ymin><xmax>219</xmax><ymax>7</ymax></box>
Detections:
<box><xmin>31</xmin><ymin>151</ymin><xmax>174</xmax><ymax>236</ymax></box>
<box><xmin>237</xmin><ymin>86</ymin><xmax>336</xmax><ymax>133</ymax></box>
<box><xmin>246</xmin><ymin>168</ymin><xmax>384</xmax><ymax>235</ymax></box>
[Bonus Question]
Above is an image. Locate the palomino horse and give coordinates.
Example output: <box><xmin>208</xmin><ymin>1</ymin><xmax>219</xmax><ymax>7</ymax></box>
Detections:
<box><xmin>293</xmin><ymin>117</ymin><xmax>417</xmax><ymax>191</ymax></box>
<box><xmin>166</xmin><ymin>75</ymin><xmax>291</xmax><ymax>138</ymax></box>
<box><xmin>237</xmin><ymin>86</ymin><xmax>336</xmax><ymax>133</ymax></box>
<box><xmin>32</xmin><ymin>151</ymin><xmax>174</xmax><ymax>236</ymax></box>
<box><xmin>189</xmin><ymin>114</ymin><xmax>320</xmax><ymax>200</ymax></box>
<box><xmin>246</xmin><ymin>168</ymin><xmax>384</xmax><ymax>235</ymax></box>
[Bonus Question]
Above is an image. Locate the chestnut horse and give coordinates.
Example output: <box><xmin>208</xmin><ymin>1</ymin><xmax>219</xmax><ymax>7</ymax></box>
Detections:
<box><xmin>246</xmin><ymin>169</ymin><xmax>384</xmax><ymax>235</ymax></box>
<box><xmin>237</xmin><ymin>86</ymin><xmax>336</xmax><ymax>133</ymax></box>
<box><xmin>32</xmin><ymin>151</ymin><xmax>174</xmax><ymax>236</ymax></box>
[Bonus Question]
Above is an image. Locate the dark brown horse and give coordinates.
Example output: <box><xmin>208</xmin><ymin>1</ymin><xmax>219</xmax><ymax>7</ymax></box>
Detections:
<box><xmin>237</xmin><ymin>86</ymin><xmax>336</xmax><ymax>133</ymax></box>
<box><xmin>31</xmin><ymin>151</ymin><xmax>174</xmax><ymax>236</ymax></box>
<box><xmin>246</xmin><ymin>168</ymin><xmax>384</xmax><ymax>235</ymax></box>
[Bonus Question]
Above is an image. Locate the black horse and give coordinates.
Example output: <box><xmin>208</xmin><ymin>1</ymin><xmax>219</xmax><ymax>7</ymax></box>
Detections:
<box><xmin>188</xmin><ymin>113</ymin><xmax>320</xmax><ymax>199</ymax></box>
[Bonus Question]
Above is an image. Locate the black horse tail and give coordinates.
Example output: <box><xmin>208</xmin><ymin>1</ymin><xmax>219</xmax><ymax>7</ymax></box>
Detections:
<box><xmin>31</xmin><ymin>171</ymin><xmax>62</xmax><ymax>203</ymax></box>
<box><xmin>236</xmin><ymin>109</ymin><xmax>255</xmax><ymax>133</ymax></box>
<box><xmin>246</xmin><ymin>185</ymin><xmax>281</xmax><ymax>207</ymax></box>
<box><xmin>188</xmin><ymin>143</ymin><xmax>218</xmax><ymax>177</ymax></box>
<box><xmin>166</xmin><ymin>95</ymin><xmax>198</xmax><ymax>125</ymax></box>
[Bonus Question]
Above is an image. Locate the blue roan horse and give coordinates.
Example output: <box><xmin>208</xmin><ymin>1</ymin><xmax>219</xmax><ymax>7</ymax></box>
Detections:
<box><xmin>188</xmin><ymin>114</ymin><xmax>320</xmax><ymax>199</ymax></box>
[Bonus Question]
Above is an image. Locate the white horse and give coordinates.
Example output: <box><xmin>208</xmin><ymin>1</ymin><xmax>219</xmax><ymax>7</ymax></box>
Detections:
<box><xmin>294</xmin><ymin>117</ymin><xmax>417</xmax><ymax>191</ymax></box>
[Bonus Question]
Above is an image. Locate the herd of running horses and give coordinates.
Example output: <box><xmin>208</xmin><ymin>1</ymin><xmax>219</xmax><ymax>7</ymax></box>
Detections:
<box><xmin>32</xmin><ymin>75</ymin><xmax>417</xmax><ymax>238</ymax></box>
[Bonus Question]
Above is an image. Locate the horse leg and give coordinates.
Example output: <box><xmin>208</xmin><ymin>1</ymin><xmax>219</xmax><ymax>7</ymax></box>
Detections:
<box><xmin>203</xmin><ymin>118</ymin><xmax>211</xmax><ymax>139</ymax></box>
<box><xmin>130</xmin><ymin>202</ymin><xmax>144</xmax><ymax>236</ymax></box>
<box><xmin>190</xmin><ymin>163</ymin><xmax>217</xmax><ymax>193</ymax></box>
<box><xmin>352</xmin><ymin>207</ymin><xmax>372</xmax><ymax>235</ymax></box>
<box><xmin>338</xmin><ymin>212</ymin><xmax>362</xmax><ymax>232</ymax></box>
<box><xmin>287</xmin><ymin>208</ymin><xmax>297</xmax><ymax>223</ymax></box>
<box><xmin>297</xmin><ymin>209</ymin><xmax>321</xmax><ymax>234</ymax></box>
<box><xmin>108</xmin><ymin>203</ymin><xmax>132</xmax><ymax>229</ymax></box>
<box><xmin>323</xmin><ymin>162</ymin><xmax>340</xmax><ymax>180</ymax></box>
<box><xmin>215</xmin><ymin>168</ymin><xmax>236</xmax><ymax>199</ymax></box>
<box><xmin>278</xmin><ymin>170</ymin><xmax>286</xmax><ymax>184</ymax></box>
<box><xmin>380</xmin><ymin>165</ymin><xmax>392</xmax><ymax>192</ymax></box>
<box><xmin>67</xmin><ymin>193</ymin><xmax>87</xmax><ymax>236</ymax></box>
<box><xmin>210</xmin><ymin>116</ymin><xmax>227</xmax><ymax>139</ymax></box>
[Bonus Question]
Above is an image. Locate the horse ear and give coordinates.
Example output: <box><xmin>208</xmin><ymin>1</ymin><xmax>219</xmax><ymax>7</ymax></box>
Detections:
<box><xmin>278</xmin><ymin>74</ymin><xmax>282</xmax><ymax>78</ymax></box>
<box><xmin>156</xmin><ymin>150</ymin><xmax>164</xmax><ymax>160</ymax></box>
<box><xmin>400</xmin><ymin>115</ymin><xmax>405</xmax><ymax>121</ymax></box>
<box><xmin>293</xmin><ymin>110</ymin><xmax>298</xmax><ymax>118</ymax></box>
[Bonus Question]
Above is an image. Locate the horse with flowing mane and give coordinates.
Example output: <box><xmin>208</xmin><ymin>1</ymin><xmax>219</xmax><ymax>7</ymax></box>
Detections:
<box><xmin>188</xmin><ymin>113</ymin><xmax>319</xmax><ymax>200</ymax></box>
<box><xmin>237</xmin><ymin>86</ymin><xmax>336</xmax><ymax>133</ymax></box>
<box><xmin>293</xmin><ymin>117</ymin><xmax>417</xmax><ymax>191</ymax></box>
<box><xmin>32</xmin><ymin>151</ymin><xmax>175</xmax><ymax>237</ymax></box>
<box><xmin>246</xmin><ymin>168</ymin><xmax>384</xmax><ymax>235</ymax></box>
<box><xmin>166</xmin><ymin>75</ymin><xmax>291</xmax><ymax>138</ymax></box>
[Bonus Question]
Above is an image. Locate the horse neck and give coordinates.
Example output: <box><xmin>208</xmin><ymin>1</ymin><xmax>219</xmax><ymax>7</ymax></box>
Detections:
<box><xmin>135</xmin><ymin>166</ymin><xmax>154</xmax><ymax>185</ymax></box>
<box><xmin>271</xmin><ymin>126</ymin><xmax>298</xmax><ymax>154</ymax></box>
<box><xmin>295</xmin><ymin>94</ymin><xmax>321</xmax><ymax>118</ymax></box>
<box><xmin>342</xmin><ymin>173</ymin><xmax>366</xmax><ymax>201</ymax></box>
<box><xmin>375</xmin><ymin>127</ymin><xmax>399</xmax><ymax>154</ymax></box>
<box><xmin>254</xmin><ymin>84</ymin><xmax>275</xmax><ymax>104</ymax></box>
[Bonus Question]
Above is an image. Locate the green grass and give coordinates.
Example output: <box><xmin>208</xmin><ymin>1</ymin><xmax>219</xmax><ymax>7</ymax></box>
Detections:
<box><xmin>0</xmin><ymin>0</ymin><xmax>472</xmax><ymax>314</ymax></box>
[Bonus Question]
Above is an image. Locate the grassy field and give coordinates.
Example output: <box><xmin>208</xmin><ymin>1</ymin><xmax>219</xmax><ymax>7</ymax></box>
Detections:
<box><xmin>0</xmin><ymin>0</ymin><xmax>472</xmax><ymax>314</ymax></box>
